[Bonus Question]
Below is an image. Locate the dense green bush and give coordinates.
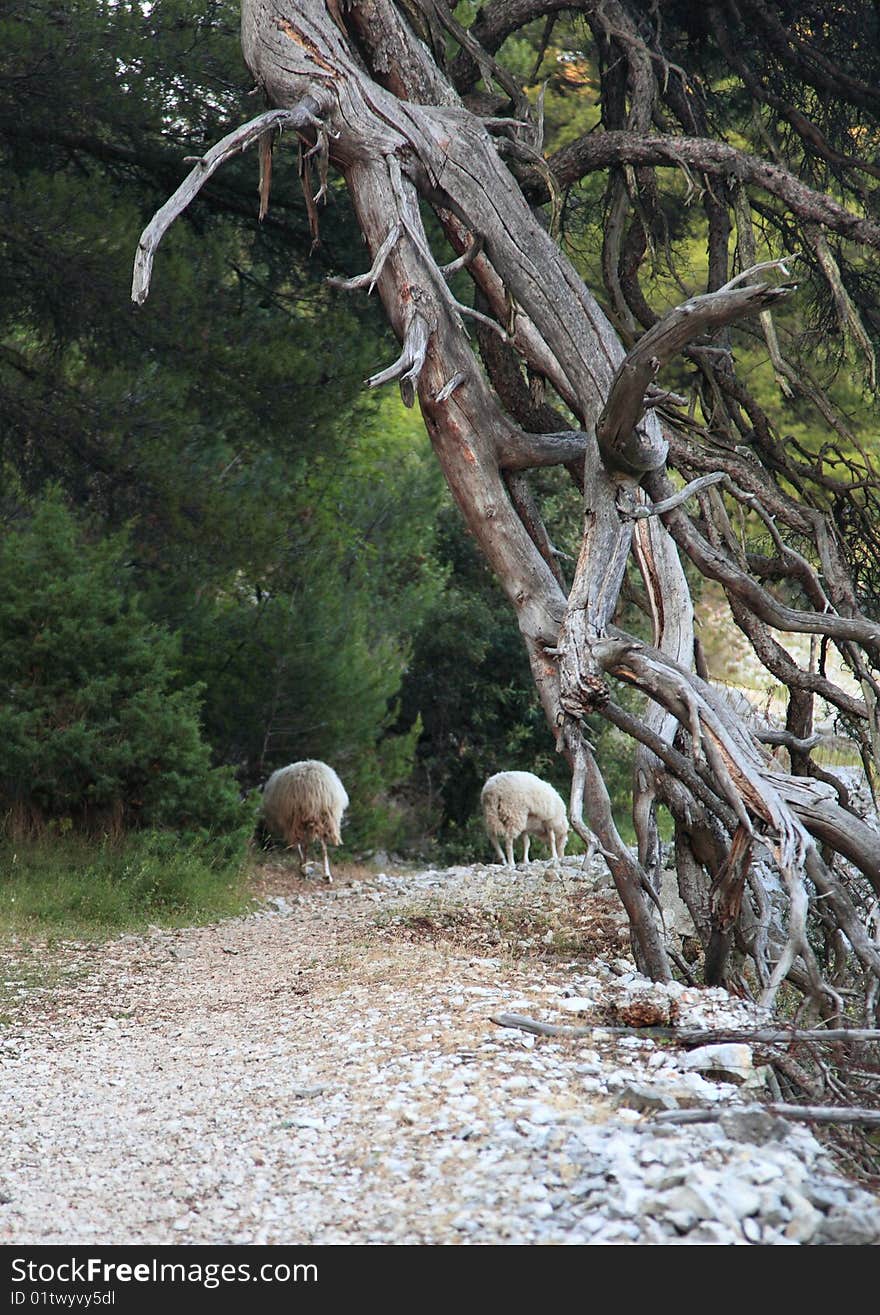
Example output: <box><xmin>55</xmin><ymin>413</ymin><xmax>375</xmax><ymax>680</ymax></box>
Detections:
<box><xmin>0</xmin><ymin>491</ymin><xmax>253</xmax><ymax>841</ymax></box>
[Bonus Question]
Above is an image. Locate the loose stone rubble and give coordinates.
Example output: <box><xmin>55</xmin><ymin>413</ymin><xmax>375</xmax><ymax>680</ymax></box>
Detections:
<box><xmin>0</xmin><ymin>857</ymin><xmax>877</xmax><ymax>1246</ymax></box>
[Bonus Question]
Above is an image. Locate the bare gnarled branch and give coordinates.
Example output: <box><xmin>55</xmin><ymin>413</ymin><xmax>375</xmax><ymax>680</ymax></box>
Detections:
<box><xmin>547</xmin><ymin>132</ymin><xmax>880</xmax><ymax>251</ymax></box>
<box><xmin>597</xmin><ymin>274</ymin><xmax>795</xmax><ymax>473</ymax></box>
<box><xmin>366</xmin><ymin>309</ymin><xmax>431</xmax><ymax>407</ymax></box>
<box><xmin>328</xmin><ymin>222</ymin><xmax>402</xmax><ymax>292</ymax></box>
<box><xmin>132</xmin><ymin>102</ymin><xmax>332</xmax><ymax>305</ymax></box>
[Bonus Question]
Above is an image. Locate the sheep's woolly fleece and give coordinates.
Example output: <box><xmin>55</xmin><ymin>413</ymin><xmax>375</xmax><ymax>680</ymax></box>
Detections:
<box><xmin>481</xmin><ymin>771</ymin><xmax>569</xmax><ymax>863</ymax></box>
<box><xmin>261</xmin><ymin>760</ymin><xmax>349</xmax><ymax>848</ymax></box>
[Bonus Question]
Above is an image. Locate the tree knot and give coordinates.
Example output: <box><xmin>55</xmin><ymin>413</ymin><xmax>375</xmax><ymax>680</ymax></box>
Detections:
<box><xmin>561</xmin><ymin>673</ymin><xmax>610</xmax><ymax>718</ymax></box>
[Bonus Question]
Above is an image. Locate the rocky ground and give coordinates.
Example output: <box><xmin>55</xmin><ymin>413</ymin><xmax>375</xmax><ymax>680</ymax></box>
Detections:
<box><xmin>1</xmin><ymin>855</ymin><xmax>878</xmax><ymax>1246</ymax></box>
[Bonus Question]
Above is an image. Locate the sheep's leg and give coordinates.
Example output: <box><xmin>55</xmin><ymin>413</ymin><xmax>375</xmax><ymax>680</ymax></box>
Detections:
<box><xmin>490</xmin><ymin>836</ymin><xmax>506</xmax><ymax>865</ymax></box>
<box><xmin>549</xmin><ymin>831</ymin><xmax>558</xmax><ymax>861</ymax></box>
<box><xmin>521</xmin><ymin>833</ymin><xmax>530</xmax><ymax>864</ymax></box>
<box><xmin>504</xmin><ymin>837</ymin><xmax>515</xmax><ymax>867</ymax></box>
<box><xmin>320</xmin><ymin>839</ymin><xmax>332</xmax><ymax>882</ymax></box>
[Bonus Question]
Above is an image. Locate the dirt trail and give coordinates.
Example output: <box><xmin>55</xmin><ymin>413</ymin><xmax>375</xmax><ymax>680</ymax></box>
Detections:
<box><xmin>1</xmin><ymin>862</ymin><xmax>877</xmax><ymax>1246</ymax></box>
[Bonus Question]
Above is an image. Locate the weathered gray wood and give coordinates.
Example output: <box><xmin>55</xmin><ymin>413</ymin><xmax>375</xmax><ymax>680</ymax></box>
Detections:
<box><xmin>491</xmin><ymin>1013</ymin><xmax>880</xmax><ymax>1046</ymax></box>
<box><xmin>631</xmin><ymin>472</ymin><xmax>728</xmax><ymax>517</ymax></box>
<box><xmin>653</xmin><ymin>1104</ymin><xmax>880</xmax><ymax>1127</ymax></box>
<box><xmin>496</xmin><ymin>431</ymin><xmax>589</xmax><ymax>473</ymax></box>
<box><xmin>491</xmin><ymin>1012</ymin><xmax>591</xmax><ymax>1038</ymax></box>
<box><xmin>131</xmin><ymin>105</ymin><xmax>330</xmax><ymax>305</ymax></box>
<box><xmin>327</xmin><ymin>221</ymin><xmax>402</xmax><ymax>292</ymax></box>
<box><xmin>596</xmin><ymin>280</ymin><xmax>794</xmax><ymax>474</ymax></box>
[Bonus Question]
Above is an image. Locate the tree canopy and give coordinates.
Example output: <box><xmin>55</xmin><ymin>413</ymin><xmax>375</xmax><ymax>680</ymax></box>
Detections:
<box><xmin>0</xmin><ymin>0</ymin><xmax>463</xmax><ymax>846</ymax></box>
<box><xmin>132</xmin><ymin>0</ymin><xmax>880</xmax><ymax>1022</ymax></box>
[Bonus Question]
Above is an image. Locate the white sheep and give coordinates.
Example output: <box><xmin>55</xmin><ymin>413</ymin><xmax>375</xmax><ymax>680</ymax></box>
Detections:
<box><xmin>481</xmin><ymin>770</ymin><xmax>569</xmax><ymax>866</ymax></box>
<box><xmin>261</xmin><ymin>760</ymin><xmax>349</xmax><ymax>881</ymax></box>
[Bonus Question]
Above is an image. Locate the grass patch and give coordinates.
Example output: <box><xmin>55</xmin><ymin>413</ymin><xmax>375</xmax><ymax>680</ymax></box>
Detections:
<box><xmin>0</xmin><ymin>829</ymin><xmax>253</xmax><ymax>940</ymax></box>
<box><xmin>0</xmin><ymin>945</ymin><xmax>79</xmax><ymax>1022</ymax></box>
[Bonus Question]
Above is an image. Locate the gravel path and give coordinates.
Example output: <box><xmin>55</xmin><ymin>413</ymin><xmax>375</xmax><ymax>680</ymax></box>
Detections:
<box><xmin>1</xmin><ymin>860</ymin><xmax>878</xmax><ymax>1246</ymax></box>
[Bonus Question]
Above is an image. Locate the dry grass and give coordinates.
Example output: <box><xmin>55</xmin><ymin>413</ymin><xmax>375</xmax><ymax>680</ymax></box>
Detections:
<box><xmin>372</xmin><ymin>890</ymin><xmax>628</xmax><ymax>965</ymax></box>
<box><xmin>246</xmin><ymin>854</ymin><xmax>395</xmax><ymax>901</ymax></box>
<box><xmin>248</xmin><ymin>853</ymin><xmax>630</xmax><ymax>966</ymax></box>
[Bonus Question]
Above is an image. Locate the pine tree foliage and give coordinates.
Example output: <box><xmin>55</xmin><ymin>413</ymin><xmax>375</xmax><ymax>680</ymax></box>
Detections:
<box><xmin>0</xmin><ymin>491</ymin><xmax>251</xmax><ymax>839</ymax></box>
<box><xmin>0</xmin><ymin>2</ymin><xmax>448</xmax><ymax>830</ymax></box>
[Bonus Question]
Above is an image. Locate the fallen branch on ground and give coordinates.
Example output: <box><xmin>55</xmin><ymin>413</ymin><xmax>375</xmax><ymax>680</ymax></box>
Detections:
<box><xmin>490</xmin><ymin>1012</ymin><xmax>880</xmax><ymax>1047</ymax></box>
<box><xmin>652</xmin><ymin>1103</ymin><xmax>880</xmax><ymax>1127</ymax></box>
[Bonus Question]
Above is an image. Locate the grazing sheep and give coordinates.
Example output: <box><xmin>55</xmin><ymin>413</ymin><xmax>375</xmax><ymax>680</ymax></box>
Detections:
<box><xmin>481</xmin><ymin>770</ymin><xmax>569</xmax><ymax>866</ymax></box>
<box><xmin>261</xmin><ymin>760</ymin><xmax>349</xmax><ymax>881</ymax></box>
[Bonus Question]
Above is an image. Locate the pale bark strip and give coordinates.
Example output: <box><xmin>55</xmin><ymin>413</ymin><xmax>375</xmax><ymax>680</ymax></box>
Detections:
<box><xmin>630</xmin><ymin>491</ymin><xmax>696</xmax><ymax>882</ymax></box>
<box><xmin>328</xmin><ymin>221</ymin><xmax>402</xmax><ymax>292</ymax></box>
<box><xmin>557</xmin><ymin>444</ymin><xmax>638</xmax><ymax>714</ymax></box>
<box><xmin>632</xmin><ymin>472</ymin><xmax>728</xmax><ymax>517</ymax></box>
<box><xmin>491</xmin><ymin>1012</ymin><xmax>597</xmax><ymax>1038</ymax></box>
<box><xmin>653</xmin><ymin>1105</ymin><xmax>880</xmax><ymax>1128</ymax></box>
<box><xmin>566</xmin><ymin>727</ymin><xmax>670</xmax><ymax>980</ymax></box>
<box><xmin>365</xmin><ymin>309</ymin><xmax>431</xmax><ymax>406</ymax></box>
<box><xmin>434</xmin><ymin>371</ymin><xmax>466</xmax><ymax>403</ymax></box>
<box><xmin>757</xmin><ymin>729</ymin><xmax>823</xmax><ymax>752</ymax></box>
<box><xmin>439</xmin><ymin>232</ymin><xmax>484</xmax><ymax>277</ymax></box>
<box><xmin>491</xmin><ymin>1013</ymin><xmax>880</xmax><ymax>1045</ymax></box>
<box><xmin>759</xmin><ymin>856</ymin><xmax>815</xmax><ymax>1010</ymax></box>
<box><xmin>131</xmin><ymin>105</ymin><xmax>332</xmax><ymax>305</ymax></box>
<box><xmin>868</xmin><ymin>902</ymin><xmax>880</xmax><ymax>1022</ymax></box>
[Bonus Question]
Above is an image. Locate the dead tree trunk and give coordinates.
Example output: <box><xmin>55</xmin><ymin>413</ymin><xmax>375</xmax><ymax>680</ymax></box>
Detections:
<box><xmin>132</xmin><ymin>0</ymin><xmax>880</xmax><ymax>1016</ymax></box>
